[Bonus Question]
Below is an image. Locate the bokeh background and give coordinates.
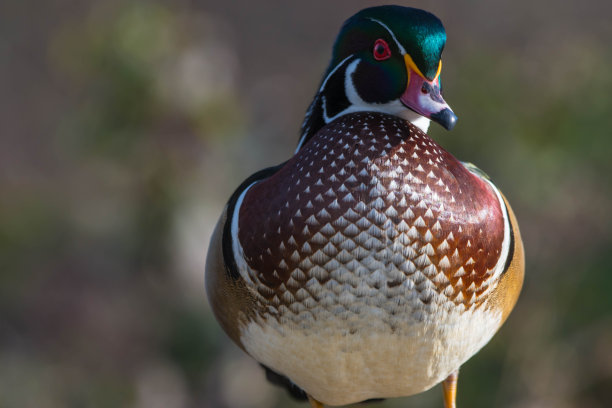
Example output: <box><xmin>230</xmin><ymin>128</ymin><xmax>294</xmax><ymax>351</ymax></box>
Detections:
<box><xmin>1</xmin><ymin>0</ymin><xmax>611</xmax><ymax>407</ymax></box>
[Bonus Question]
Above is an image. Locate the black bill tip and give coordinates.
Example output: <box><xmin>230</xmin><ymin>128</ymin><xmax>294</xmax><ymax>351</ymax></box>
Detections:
<box><xmin>431</xmin><ymin>108</ymin><xmax>458</xmax><ymax>130</ymax></box>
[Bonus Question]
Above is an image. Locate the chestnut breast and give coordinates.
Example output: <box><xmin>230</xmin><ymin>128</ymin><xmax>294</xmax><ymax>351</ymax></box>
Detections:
<box><xmin>237</xmin><ymin>112</ymin><xmax>505</xmax><ymax>319</ymax></box>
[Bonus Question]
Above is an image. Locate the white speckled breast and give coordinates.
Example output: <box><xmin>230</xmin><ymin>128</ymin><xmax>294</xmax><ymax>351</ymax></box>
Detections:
<box><xmin>231</xmin><ymin>112</ymin><xmax>511</xmax><ymax>405</ymax></box>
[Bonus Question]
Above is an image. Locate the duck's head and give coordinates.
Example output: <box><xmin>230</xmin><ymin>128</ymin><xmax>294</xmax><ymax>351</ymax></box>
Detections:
<box><xmin>298</xmin><ymin>6</ymin><xmax>457</xmax><ymax>151</ymax></box>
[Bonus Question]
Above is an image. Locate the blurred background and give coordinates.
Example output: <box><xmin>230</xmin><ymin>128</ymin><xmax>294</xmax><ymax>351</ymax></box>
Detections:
<box><xmin>1</xmin><ymin>0</ymin><xmax>611</xmax><ymax>407</ymax></box>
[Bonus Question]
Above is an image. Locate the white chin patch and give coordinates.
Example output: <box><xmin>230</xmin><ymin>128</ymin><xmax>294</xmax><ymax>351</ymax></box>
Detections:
<box><xmin>341</xmin><ymin>59</ymin><xmax>432</xmax><ymax>134</ymax></box>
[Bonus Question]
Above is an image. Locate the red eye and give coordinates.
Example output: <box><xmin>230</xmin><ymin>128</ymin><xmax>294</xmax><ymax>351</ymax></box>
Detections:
<box><xmin>373</xmin><ymin>39</ymin><xmax>391</xmax><ymax>61</ymax></box>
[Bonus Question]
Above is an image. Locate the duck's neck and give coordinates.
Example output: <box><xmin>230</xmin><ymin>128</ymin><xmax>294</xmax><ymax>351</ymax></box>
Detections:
<box><xmin>295</xmin><ymin>57</ymin><xmax>430</xmax><ymax>153</ymax></box>
<box><xmin>296</xmin><ymin>57</ymin><xmax>354</xmax><ymax>153</ymax></box>
<box><xmin>296</xmin><ymin>95</ymin><xmax>431</xmax><ymax>153</ymax></box>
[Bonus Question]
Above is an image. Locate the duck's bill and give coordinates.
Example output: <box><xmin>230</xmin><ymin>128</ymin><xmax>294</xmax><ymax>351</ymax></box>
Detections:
<box><xmin>400</xmin><ymin>58</ymin><xmax>457</xmax><ymax>131</ymax></box>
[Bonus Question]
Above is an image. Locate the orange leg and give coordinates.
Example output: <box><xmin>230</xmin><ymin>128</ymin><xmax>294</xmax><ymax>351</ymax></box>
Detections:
<box><xmin>308</xmin><ymin>394</ymin><xmax>325</xmax><ymax>408</ymax></box>
<box><xmin>442</xmin><ymin>370</ymin><xmax>459</xmax><ymax>408</ymax></box>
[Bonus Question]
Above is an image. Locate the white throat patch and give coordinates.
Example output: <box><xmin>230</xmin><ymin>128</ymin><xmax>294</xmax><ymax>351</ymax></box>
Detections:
<box><xmin>324</xmin><ymin>59</ymin><xmax>431</xmax><ymax>132</ymax></box>
<box><xmin>296</xmin><ymin>57</ymin><xmax>432</xmax><ymax>153</ymax></box>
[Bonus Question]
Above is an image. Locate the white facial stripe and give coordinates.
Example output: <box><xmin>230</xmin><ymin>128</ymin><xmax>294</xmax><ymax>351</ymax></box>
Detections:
<box><xmin>321</xmin><ymin>59</ymin><xmax>375</xmax><ymax>122</ymax></box>
<box><xmin>318</xmin><ymin>55</ymin><xmax>353</xmax><ymax>93</ymax></box>
<box><xmin>368</xmin><ymin>18</ymin><xmax>406</xmax><ymax>55</ymax></box>
<box><xmin>320</xmin><ymin>59</ymin><xmax>430</xmax><ymax>132</ymax></box>
<box><xmin>336</xmin><ymin>59</ymin><xmax>405</xmax><ymax>119</ymax></box>
<box><xmin>295</xmin><ymin>55</ymin><xmax>355</xmax><ymax>153</ymax></box>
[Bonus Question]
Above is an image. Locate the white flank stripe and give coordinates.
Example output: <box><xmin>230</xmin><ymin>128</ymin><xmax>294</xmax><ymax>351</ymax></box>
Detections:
<box><xmin>230</xmin><ymin>181</ymin><xmax>259</xmax><ymax>286</ymax></box>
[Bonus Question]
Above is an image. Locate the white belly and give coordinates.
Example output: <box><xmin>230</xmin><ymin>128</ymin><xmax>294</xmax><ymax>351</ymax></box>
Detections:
<box><xmin>241</xmin><ymin>305</ymin><xmax>501</xmax><ymax>406</ymax></box>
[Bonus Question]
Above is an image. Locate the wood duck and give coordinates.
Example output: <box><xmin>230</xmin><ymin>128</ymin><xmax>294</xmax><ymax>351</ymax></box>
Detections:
<box><xmin>206</xmin><ymin>6</ymin><xmax>524</xmax><ymax>408</ymax></box>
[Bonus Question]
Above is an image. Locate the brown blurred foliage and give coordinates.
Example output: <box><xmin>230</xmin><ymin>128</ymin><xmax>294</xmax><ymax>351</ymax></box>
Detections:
<box><xmin>0</xmin><ymin>0</ymin><xmax>611</xmax><ymax>407</ymax></box>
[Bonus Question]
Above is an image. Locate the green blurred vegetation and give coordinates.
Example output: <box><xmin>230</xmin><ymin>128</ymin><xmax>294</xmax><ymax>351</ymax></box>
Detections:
<box><xmin>0</xmin><ymin>0</ymin><xmax>610</xmax><ymax>407</ymax></box>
